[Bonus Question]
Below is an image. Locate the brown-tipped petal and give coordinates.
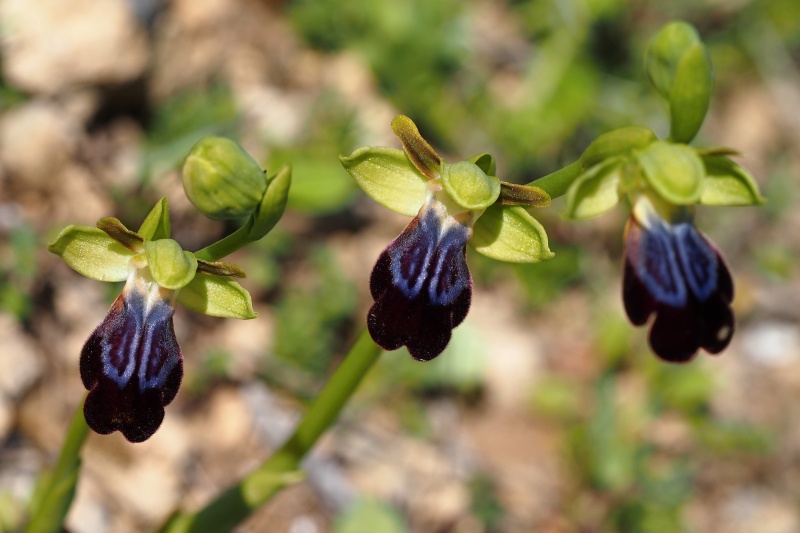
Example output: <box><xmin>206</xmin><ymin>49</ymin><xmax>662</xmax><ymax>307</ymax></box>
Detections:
<box><xmin>97</xmin><ymin>217</ymin><xmax>144</xmax><ymax>252</ymax></box>
<box><xmin>196</xmin><ymin>259</ymin><xmax>246</xmax><ymax>278</ymax></box>
<box><xmin>497</xmin><ymin>182</ymin><xmax>551</xmax><ymax>207</ymax></box>
<box><xmin>391</xmin><ymin>115</ymin><xmax>442</xmax><ymax>180</ymax></box>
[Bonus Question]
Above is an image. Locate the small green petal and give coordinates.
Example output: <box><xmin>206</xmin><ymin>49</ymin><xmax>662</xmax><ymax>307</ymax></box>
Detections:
<box><xmin>700</xmin><ymin>155</ymin><xmax>765</xmax><ymax>206</ymax></box>
<box><xmin>637</xmin><ymin>141</ymin><xmax>704</xmax><ymax>205</ymax></box>
<box><xmin>177</xmin><ymin>274</ymin><xmax>257</xmax><ymax>319</ymax></box>
<box><xmin>144</xmin><ymin>239</ymin><xmax>198</xmax><ymax>290</ymax></box>
<box><xmin>468</xmin><ymin>153</ymin><xmax>497</xmax><ymax>177</ymax></box>
<box><xmin>196</xmin><ymin>259</ymin><xmax>246</xmax><ymax>278</ymax></box>
<box><xmin>442</xmin><ymin>161</ymin><xmax>501</xmax><ymax>211</ymax></box>
<box><xmin>48</xmin><ymin>226</ymin><xmax>134</xmax><ymax>281</ymax></box>
<box><xmin>498</xmin><ymin>182</ymin><xmax>551</xmax><ymax>207</ymax></box>
<box><xmin>339</xmin><ymin>146</ymin><xmax>428</xmax><ymax>216</ymax></box>
<box><xmin>471</xmin><ymin>205</ymin><xmax>554</xmax><ymax>263</ymax></box>
<box><xmin>696</xmin><ymin>146</ymin><xmax>741</xmax><ymax>157</ymax></box>
<box><xmin>97</xmin><ymin>218</ymin><xmax>143</xmax><ymax>252</ymax></box>
<box><xmin>391</xmin><ymin>115</ymin><xmax>442</xmax><ymax>180</ymax></box>
<box><xmin>138</xmin><ymin>198</ymin><xmax>171</xmax><ymax>241</ymax></box>
<box><xmin>580</xmin><ymin>126</ymin><xmax>657</xmax><ymax>168</ymax></box>
<box><xmin>564</xmin><ymin>157</ymin><xmax>624</xmax><ymax>220</ymax></box>
<box><xmin>249</xmin><ymin>163</ymin><xmax>291</xmax><ymax>241</ymax></box>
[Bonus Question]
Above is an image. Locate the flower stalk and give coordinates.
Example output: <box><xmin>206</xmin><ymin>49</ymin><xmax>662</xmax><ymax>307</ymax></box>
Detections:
<box><xmin>24</xmin><ymin>405</ymin><xmax>89</xmax><ymax>533</ymax></box>
<box><xmin>157</xmin><ymin>329</ymin><xmax>382</xmax><ymax>533</ymax></box>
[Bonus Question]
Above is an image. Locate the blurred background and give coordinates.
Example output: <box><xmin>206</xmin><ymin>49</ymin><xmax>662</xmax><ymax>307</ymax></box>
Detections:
<box><xmin>1</xmin><ymin>0</ymin><xmax>799</xmax><ymax>531</ymax></box>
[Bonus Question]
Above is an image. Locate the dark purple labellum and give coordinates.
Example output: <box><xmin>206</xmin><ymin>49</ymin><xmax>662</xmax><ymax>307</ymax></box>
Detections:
<box><xmin>623</xmin><ymin>216</ymin><xmax>734</xmax><ymax>363</ymax></box>
<box><xmin>80</xmin><ymin>282</ymin><xmax>183</xmax><ymax>442</ymax></box>
<box><xmin>369</xmin><ymin>203</ymin><xmax>472</xmax><ymax>361</ymax></box>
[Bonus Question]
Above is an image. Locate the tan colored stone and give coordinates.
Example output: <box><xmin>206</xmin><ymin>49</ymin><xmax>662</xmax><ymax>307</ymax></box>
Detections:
<box><xmin>2</xmin><ymin>0</ymin><xmax>149</xmax><ymax>94</ymax></box>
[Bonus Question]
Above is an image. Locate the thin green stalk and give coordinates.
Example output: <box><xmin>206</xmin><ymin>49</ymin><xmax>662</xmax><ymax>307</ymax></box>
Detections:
<box><xmin>25</xmin><ymin>405</ymin><xmax>89</xmax><ymax>533</ymax></box>
<box><xmin>193</xmin><ymin>223</ymin><xmax>253</xmax><ymax>262</ymax></box>
<box><xmin>529</xmin><ymin>160</ymin><xmax>582</xmax><ymax>199</ymax></box>
<box><xmin>159</xmin><ymin>329</ymin><xmax>382</xmax><ymax>533</ymax></box>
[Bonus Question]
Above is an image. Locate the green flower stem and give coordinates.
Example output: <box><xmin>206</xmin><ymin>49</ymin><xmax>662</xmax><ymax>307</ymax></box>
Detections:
<box><xmin>25</xmin><ymin>404</ymin><xmax>89</xmax><ymax>533</ymax></box>
<box><xmin>160</xmin><ymin>329</ymin><xmax>382</xmax><ymax>533</ymax></box>
<box><xmin>193</xmin><ymin>223</ymin><xmax>253</xmax><ymax>262</ymax></box>
<box><xmin>529</xmin><ymin>160</ymin><xmax>582</xmax><ymax>199</ymax></box>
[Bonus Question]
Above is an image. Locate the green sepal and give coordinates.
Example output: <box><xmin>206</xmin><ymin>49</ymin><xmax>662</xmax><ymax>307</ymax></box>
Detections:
<box><xmin>645</xmin><ymin>21</ymin><xmax>713</xmax><ymax>143</ymax></box>
<box><xmin>197</xmin><ymin>259</ymin><xmax>246</xmax><ymax>278</ymax></box>
<box><xmin>138</xmin><ymin>197</ymin><xmax>171</xmax><ymax>241</ymax></box>
<box><xmin>182</xmin><ymin>136</ymin><xmax>267</xmax><ymax>221</ymax></box>
<box><xmin>468</xmin><ymin>153</ymin><xmax>497</xmax><ymax>177</ymax></box>
<box><xmin>564</xmin><ymin>157</ymin><xmax>625</xmax><ymax>220</ymax></box>
<box><xmin>391</xmin><ymin>115</ymin><xmax>441</xmax><ymax>180</ymax></box>
<box><xmin>48</xmin><ymin>225</ymin><xmax>134</xmax><ymax>282</ymax></box>
<box><xmin>580</xmin><ymin>126</ymin><xmax>657</xmax><ymax>168</ymax></box>
<box><xmin>97</xmin><ymin>217</ymin><xmax>144</xmax><ymax>252</ymax></box>
<box><xmin>339</xmin><ymin>146</ymin><xmax>427</xmax><ymax>216</ymax></box>
<box><xmin>441</xmin><ymin>161</ymin><xmax>500</xmax><ymax>210</ymax></box>
<box><xmin>471</xmin><ymin>205</ymin><xmax>554</xmax><ymax>263</ymax></box>
<box><xmin>249</xmin><ymin>163</ymin><xmax>291</xmax><ymax>241</ymax></box>
<box><xmin>177</xmin><ymin>274</ymin><xmax>257</xmax><ymax>319</ymax></box>
<box><xmin>498</xmin><ymin>182</ymin><xmax>551</xmax><ymax>207</ymax></box>
<box><xmin>699</xmin><ymin>155</ymin><xmax>765</xmax><ymax>206</ymax></box>
<box><xmin>637</xmin><ymin>141</ymin><xmax>704</xmax><ymax>205</ymax></box>
<box><xmin>144</xmin><ymin>239</ymin><xmax>198</xmax><ymax>290</ymax></box>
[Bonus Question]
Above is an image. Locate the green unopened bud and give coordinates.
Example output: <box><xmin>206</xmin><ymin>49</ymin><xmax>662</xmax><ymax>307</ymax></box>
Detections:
<box><xmin>442</xmin><ymin>161</ymin><xmax>501</xmax><ymax>211</ymax></box>
<box><xmin>183</xmin><ymin>136</ymin><xmax>267</xmax><ymax>221</ymax></box>
<box><xmin>645</xmin><ymin>21</ymin><xmax>713</xmax><ymax>143</ymax></box>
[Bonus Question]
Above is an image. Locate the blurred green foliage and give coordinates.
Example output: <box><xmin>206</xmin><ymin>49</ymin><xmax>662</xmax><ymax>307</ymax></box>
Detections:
<box><xmin>0</xmin><ymin>224</ymin><xmax>37</xmax><ymax>320</ymax></box>
<box><xmin>139</xmin><ymin>85</ymin><xmax>240</xmax><ymax>188</ymax></box>
<box><xmin>273</xmin><ymin>245</ymin><xmax>357</xmax><ymax>378</ymax></box>
<box><xmin>335</xmin><ymin>498</ymin><xmax>408</xmax><ymax>533</ymax></box>
<box><xmin>267</xmin><ymin>92</ymin><xmax>361</xmax><ymax>214</ymax></box>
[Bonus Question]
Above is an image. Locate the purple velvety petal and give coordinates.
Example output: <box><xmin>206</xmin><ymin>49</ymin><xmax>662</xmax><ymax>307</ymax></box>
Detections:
<box><xmin>80</xmin><ymin>288</ymin><xmax>183</xmax><ymax>442</ymax></box>
<box><xmin>622</xmin><ymin>216</ymin><xmax>735</xmax><ymax>363</ymax></box>
<box><xmin>368</xmin><ymin>206</ymin><xmax>472</xmax><ymax>361</ymax></box>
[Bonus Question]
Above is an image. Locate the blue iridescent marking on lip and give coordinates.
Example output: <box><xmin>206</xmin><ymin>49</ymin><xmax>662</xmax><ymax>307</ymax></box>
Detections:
<box><xmin>673</xmin><ymin>222</ymin><xmax>718</xmax><ymax>302</ymax></box>
<box><xmin>427</xmin><ymin>223</ymin><xmax>470</xmax><ymax>306</ymax></box>
<box><xmin>97</xmin><ymin>282</ymin><xmax>180</xmax><ymax>393</ymax></box>
<box><xmin>636</xmin><ymin>219</ymin><xmax>687</xmax><ymax>308</ymax></box>
<box><xmin>388</xmin><ymin>203</ymin><xmax>470</xmax><ymax>306</ymax></box>
<box><xmin>137</xmin><ymin>300</ymin><xmax>179</xmax><ymax>391</ymax></box>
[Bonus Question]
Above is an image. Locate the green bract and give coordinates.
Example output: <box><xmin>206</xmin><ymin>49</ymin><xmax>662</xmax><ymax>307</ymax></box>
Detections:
<box><xmin>340</xmin><ymin>115</ymin><xmax>553</xmax><ymax>264</ymax></box>
<box><xmin>183</xmin><ymin>136</ymin><xmax>267</xmax><ymax>221</ymax></box>
<box><xmin>249</xmin><ymin>164</ymin><xmax>292</xmax><ymax>241</ymax></box>
<box><xmin>48</xmin><ymin>198</ymin><xmax>256</xmax><ymax>320</ymax></box>
<box><xmin>637</xmin><ymin>141</ymin><xmax>705</xmax><ymax>205</ymax></box>
<box><xmin>646</xmin><ymin>21</ymin><xmax>713</xmax><ymax>143</ymax></box>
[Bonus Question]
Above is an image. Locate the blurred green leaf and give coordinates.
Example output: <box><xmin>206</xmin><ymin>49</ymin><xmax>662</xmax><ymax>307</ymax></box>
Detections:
<box><xmin>335</xmin><ymin>498</ymin><xmax>407</xmax><ymax>533</ymax></box>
